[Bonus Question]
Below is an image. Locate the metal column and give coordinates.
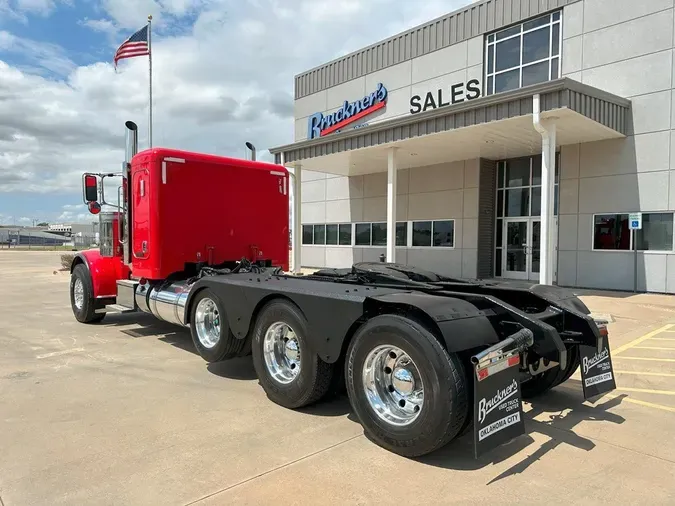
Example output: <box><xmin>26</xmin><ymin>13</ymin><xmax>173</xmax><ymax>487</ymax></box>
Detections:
<box><xmin>386</xmin><ymin>148</ymin><xmax>398</xmax><ymax>263</ymax></box>
<box><xmin>292</xmin><ymin>161</ymin><xmax>302</xmax><ymax>274</ymax></box>
<box><xmin>533</xmin><ymin>94</ymin><xmax>557</xmax><ymax>286</ymax></box>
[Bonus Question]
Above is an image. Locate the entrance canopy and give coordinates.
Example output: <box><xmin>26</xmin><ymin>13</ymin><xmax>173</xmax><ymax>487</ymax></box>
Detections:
<box><xmin>271</xmin><ymin>78</ymin><xmax>631</xmax><ymax>175</ymax></box>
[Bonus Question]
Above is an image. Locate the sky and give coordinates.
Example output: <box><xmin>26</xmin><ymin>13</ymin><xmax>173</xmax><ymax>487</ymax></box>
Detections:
<box><xmin>0</xmin><ymin>0</ymin><xmax>474</xmax><ymax>225</ymax></box>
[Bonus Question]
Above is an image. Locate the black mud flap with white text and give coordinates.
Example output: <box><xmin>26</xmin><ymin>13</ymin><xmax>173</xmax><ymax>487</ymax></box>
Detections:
<box><xmin>473</xmin><ymin>354</ymin><xmax>525</xmax><ymax>459</ymax></box>
<box><xmin>579</xmin><ymin>336</ymin><xmax>616</xmax><ymax>400</ymax></box>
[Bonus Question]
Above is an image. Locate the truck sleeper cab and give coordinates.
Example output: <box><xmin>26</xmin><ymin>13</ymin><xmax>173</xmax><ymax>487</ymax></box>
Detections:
<box><xmin>70</xmin><ymin>120</ymin><xmax>617</xmax><ymax>460</ymax></box>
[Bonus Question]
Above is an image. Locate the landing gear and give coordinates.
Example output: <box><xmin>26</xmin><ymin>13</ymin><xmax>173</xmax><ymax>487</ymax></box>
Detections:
<box><xmin>70</xmin><ymin>264</ymin><xmax>104</xmax><ymax>324</ymax></box>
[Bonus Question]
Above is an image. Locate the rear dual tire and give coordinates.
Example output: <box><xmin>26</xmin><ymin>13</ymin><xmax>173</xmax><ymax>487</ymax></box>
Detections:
<box><xmin>345</xmin><ymin>315</ymin><xmax>469</xmax><ymax>458</ymax></box>
<box><xmin>189</xmin><ymin>289</ymin><xmax>247</xmax><ymax>362</ymax></box>
<box><xmin>251</xmin><ymin>300</ymin><xmax>334</xmax><ymax>409</ymax></box>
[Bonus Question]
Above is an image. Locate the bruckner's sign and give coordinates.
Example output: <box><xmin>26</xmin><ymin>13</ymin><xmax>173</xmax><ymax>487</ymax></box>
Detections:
<box><xmin>307</xmin><ymin>83</ymin><xmax>388</xmax><ymax>140</ymax></box>
<box><xmin>410</xmin><ymin>78</ymin><xmax>481</xmax><ymax>114</ymax></box>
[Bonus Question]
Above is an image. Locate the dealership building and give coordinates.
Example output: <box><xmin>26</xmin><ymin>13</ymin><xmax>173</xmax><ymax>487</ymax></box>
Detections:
<box><xmin>270</xmin><ymin>0</ymin><xmax>675</xmax><ymax>294</ymax></box>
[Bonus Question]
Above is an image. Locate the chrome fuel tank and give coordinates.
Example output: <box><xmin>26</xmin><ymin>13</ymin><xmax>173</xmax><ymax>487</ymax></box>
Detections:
<box><xmin>135</xmin><ymin>280</ymin><xmax>190</xmax><ymax>327</ymax></box>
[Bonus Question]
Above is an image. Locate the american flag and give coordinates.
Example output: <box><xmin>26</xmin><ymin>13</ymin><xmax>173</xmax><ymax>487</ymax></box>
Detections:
<box><xmin>113</xmin><ymin>25</ymin><xmax>150</xmax><ymax>69</ymax></box>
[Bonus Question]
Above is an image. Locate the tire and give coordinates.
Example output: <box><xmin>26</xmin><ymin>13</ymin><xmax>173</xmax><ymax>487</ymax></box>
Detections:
<box><xmin>521</xmin><ymin>346</ymin><xmax>580</xmax><ymax>399</ymax></box>
<box><xmin>345</xmin><ymin>314</ymin><xmax>469</xmax><ymax>458</ymax></box>
<box><xmin>251</xmin><ymin>299</ymin><xmax>333</xmax><ymax>409</ymax></box>
<box><xmin>70</xmin><ymin>264</ymin><xmax>105</xmax><ymax>324</ymax></box>
<box><xmin>189</xmin><ymin>288</ymin><xmax>245</xmax><ymax>363</ymax></box>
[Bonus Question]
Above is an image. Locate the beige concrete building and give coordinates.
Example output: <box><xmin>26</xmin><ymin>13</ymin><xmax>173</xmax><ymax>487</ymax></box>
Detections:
<box><xmin>271</xmin><ymin>0</ymin><xmax>675</xmax><ymax>293</ymax></box>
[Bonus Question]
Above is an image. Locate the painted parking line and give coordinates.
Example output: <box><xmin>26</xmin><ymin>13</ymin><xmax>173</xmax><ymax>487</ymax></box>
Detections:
<box><xmin>615</xmin><ymin>370</ymin><xmax>675</xmax><ymax>378</ymax></box>
<box><xmin>612</xmin><ymin>324</ymin><xmax>675</xmax><ymax>356</ymax></box>
<box><xmin>602</xmin><ymin>392</ymin><xmax>675</xmax><ymax>414</ymax></box>
<box><xmin>650</xmin><ymin>337</ymin><xmax>675</xmax><ymax>341</ymax></box>
<box><xmin>617</xmin><ymin>387</ymin><xmax>675</xmax><ymax>396</ymax></box>
<box><xmin>614</xmin><ymin>357</ymin><xmax>675</xmax><ymax>363</ymax></box>
<box><xmin>633</xmin><ymin>346</ymin><xmax>675</xmax><ymax>351</ymax></box>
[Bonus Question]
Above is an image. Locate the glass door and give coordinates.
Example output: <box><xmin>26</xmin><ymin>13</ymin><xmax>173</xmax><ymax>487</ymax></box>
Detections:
<box><xmin>504</xmin><ymin>219</ymin><xmax>529</xmax><ymax>280</ymax></box>
<box><xmin>529</xmin><ymin>220</ymin><xmax>540</xmax><ymax>281</ymax></box>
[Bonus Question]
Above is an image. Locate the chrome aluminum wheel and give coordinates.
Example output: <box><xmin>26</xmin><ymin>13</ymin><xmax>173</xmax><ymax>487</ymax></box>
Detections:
<box><xmin>263</xmin><ymin>322</ymin><xmax>301</xmax><ymax>384</ymax></box>
<box><xmin>194</xmin><ymin>298</ymin><xmax>221</xmax><ymax>349</ymax></box>
<box><xmin>362</xmin><ymin>345</ymin><xmax>424</xmax><ymax>426</ymax></box>
<box><xmin>73</xmin><ymin>278</ymin><xmax>84</xmax><ymax>310</ymax></box>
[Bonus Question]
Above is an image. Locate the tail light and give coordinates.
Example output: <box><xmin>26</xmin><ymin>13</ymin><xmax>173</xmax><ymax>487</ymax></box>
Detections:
<box><xmin>593</xmin><ymin>317</ymin><xmax>609</xmax><ymax>337</ymax></box>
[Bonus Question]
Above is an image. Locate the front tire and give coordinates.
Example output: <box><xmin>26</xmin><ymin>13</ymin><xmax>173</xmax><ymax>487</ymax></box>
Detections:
<box><xmin>251</xmin><ymin>299</ymin><xmax>333</xmax><ymax>409</ymax></box>
<box><xmin>189</xmin><ymin>288</ymin><xmax>245</xmax><ymax>362</ymax></box>
<box><xmin>345</xmin><ymin>314</ymin><xmax>469</xmax><ymax>458</ymax></box>
<box><xmin>70</xmin><ymin>263</ymin><xmax>104</xmax><ymax>324</ymax></box>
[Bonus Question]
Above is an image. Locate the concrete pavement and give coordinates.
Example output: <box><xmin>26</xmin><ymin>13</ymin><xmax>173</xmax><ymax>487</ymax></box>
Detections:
<box><xmin>1</xmin><ymin>251</ymin><xmax>674</xmax><ymax>505</ymax></box>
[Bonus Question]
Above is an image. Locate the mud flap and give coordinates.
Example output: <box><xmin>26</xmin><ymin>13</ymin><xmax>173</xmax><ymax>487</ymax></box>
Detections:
<box><xmin>579</xmin><ymin>335</ymin><xmax>616</xmax><ymax>400</ymax></box>
<box><xmin>472</xmin><ymin>352</ymin><xmax>526</xmax><ymax>459</ymax></box>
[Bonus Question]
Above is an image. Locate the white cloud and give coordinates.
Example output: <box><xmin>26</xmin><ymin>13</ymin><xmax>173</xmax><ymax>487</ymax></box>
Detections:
<box><xmin>0</xmin><ymin>0</ymin><xmax>473</xmax><ymax>204</ymax></box>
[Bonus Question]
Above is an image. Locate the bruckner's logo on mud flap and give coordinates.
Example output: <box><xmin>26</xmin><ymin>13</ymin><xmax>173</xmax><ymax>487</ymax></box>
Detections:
<box><xmin>580</xmin><ymin>338</ymin><xmax>617</xmax><ymax>400</ymax></box>
<box><xmin>477</xmin><ymin>379</ymin><xmax>521</xmax><ymax>441</ymax></box>
<box><xmin>473</xmin><ymin>356</ymin><xmax>525</xmax><ymax>458</ymax></box>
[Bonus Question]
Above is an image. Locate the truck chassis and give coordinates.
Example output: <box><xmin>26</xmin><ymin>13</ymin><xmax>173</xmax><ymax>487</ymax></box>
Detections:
<box><xmin>71</xmin><ymin>258</ymin><xmax>617</xmax><ymax>458</ymax></box>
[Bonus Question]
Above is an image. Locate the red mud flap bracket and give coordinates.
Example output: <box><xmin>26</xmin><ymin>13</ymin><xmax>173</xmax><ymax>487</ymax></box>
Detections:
<box><xmin>470</xmin><ymin>328</ymin><xmax>534</xmax><ymax>459</ymax></box>
<box><xmin>579</xmin><ymin>320</ymin><xmax>617</xmax><ymax>400</ymax></box>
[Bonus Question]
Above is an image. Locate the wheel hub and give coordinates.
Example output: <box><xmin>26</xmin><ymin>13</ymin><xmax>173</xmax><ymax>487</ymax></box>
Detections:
<box><xmin>194</xmin><ymin>298</ymin><xmax>221</xmax><ymax>349</ymax></box>
<box><xmin>362</xmin><ymin>345</ymin><xmax>424</xmax><ymax>426</ymax></box>
<box><xmin>392</xmin><ymin>367</ymin><xmax>415</xmax><ymax>395</ymax></box>
<box><xmin>73</xmin><ymin>278</ymin><xmax>84</xmax><ymax>310</ymax></box>
<box><xmin>263</xmin><ymin>322</ymin><xmax>301</xmax><ymax>384</ymax></box>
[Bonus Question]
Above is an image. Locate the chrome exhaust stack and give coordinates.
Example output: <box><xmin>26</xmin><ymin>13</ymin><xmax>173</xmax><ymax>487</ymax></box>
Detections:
<box><xmin>121</xmin><ymin>120</ymin><xmax>138</xmax><ymax>265</ymax></box>
<box><xmin>245</xmin><ymin>141</ymin><xmax>256</xmax><ymax>161</ymax></box>
<box><xmin>125</xmin><ymin>121</ymin><xmax>138</xmax><ymax>163</ymax></box>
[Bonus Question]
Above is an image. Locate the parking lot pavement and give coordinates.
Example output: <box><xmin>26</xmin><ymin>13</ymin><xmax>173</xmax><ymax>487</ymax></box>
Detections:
<box><xmin>1</xmin><ymin>252</ymin><xmax>675</xmax><ymax>506</ymax></box>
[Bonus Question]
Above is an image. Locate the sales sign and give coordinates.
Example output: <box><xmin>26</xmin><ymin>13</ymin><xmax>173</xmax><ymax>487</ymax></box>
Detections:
<box><xmin>307</xmin><ymin>83</ymin><xmax>388</xmax><ymax>140</ymax></box>
<box><xmin>410</xmin><ymin>78</ymin><xmax>482</xmax><ymax>114</ymax></box>
<box><xmin>629</xmin><ymin>212</ymin><xmax>642</xmax><ymax>230</ymax></box>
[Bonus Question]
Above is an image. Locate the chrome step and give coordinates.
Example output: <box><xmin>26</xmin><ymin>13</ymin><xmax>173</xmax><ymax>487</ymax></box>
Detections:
<box><xmin>100</xmin><ymin>303</ymin><xmax>137</xmax><ymax>314</ymax></box>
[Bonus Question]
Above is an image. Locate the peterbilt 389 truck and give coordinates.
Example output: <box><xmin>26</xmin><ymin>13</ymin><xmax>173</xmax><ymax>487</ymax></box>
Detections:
<box><xmin>70</xmin><ymin>120</ymin><xmax>617</xmax><ymax>458</ymax></box>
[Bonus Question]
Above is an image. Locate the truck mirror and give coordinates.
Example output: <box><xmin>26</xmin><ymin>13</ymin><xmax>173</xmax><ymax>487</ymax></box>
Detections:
<box><xmin>83</xmin><ymin>174</ymin><xmax>99</xmax><ymax>202</ymax></box>
<box><xmin>87</xmin><ymin>201</ymin><xmax>101</xmax><ymax>215</ymax></box>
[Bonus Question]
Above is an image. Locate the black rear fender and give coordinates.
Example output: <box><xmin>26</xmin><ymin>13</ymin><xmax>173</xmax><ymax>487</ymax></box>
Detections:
<box><xmin>367</xmin><ymin>292</ymin><xmax>500</xmax><ymax>353</ymax></box>
<box><xmin>185</xmin><ymin>275</ymin><xmax>371</xmax><ymax>363</ymax></box>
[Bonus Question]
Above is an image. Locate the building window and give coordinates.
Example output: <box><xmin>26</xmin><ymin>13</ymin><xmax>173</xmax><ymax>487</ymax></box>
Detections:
<box><xmin>339</xmin><ymin>224</ymin><xmax>352</xmax><ymax>245</ymax></box>
<box><xmin>303</xmin><ymin>223</ymin><xmax>352</xmax><ymax>245</ymax></box>
<box><xmin>355</xmin><ymin>223</ymin><xmax>371</xmax><ymax>245</ymax></box>
<box><xmin>593</xmin><ymin>214</ymin><xmax>630</xmax><ymax>250</ymax></box>
<box><xmin>372</xmin><ymin>222</ymin><xmax>387</xmax><ymax>246</ymax></box>
<box><xmin>412</xmin><ymin>220</ymin><xmax>455</xmax><ymax>247</ymax></box>
<box><xmin>636</xmin><ymin>213</ymin><xmax>674</xmax><ymax>251</ymax></box>
<box><xmin>354</xmin><ymin>221</ymin><xmax>408</xmax><ymax>246</ymax></box>
<box><xmin>326</xmin><ymin>224</ymin><xmax>338</xmax><ymax>245</ymax></box>
<box><xmin>396</xmin><ymin>222</ymin><xmax>407</xmax><ymax>247</ymax></box>
<box><xmin>485</xmin><ymin>11</ymin><xmax>561</xmax><ymax>96</ymax></box>
<box><xmin>593</xmin><ymin>213</ymin><xmax>675</xmax><ymax>251</ymax></box>
<box><xmin>302</xmin><ymin>225</ymin><xmax>313</xmax><ymax>245</ymax></box>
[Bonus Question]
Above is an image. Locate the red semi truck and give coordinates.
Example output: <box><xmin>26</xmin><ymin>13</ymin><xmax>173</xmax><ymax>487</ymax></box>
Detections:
<box><xmin>70</xmin><ymin>120</ymin><xmax>617</xmax><ymax>458</ymax></box>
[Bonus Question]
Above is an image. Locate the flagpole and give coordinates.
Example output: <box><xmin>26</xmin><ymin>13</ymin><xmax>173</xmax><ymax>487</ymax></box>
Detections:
<box><xmin>148</xmin><ymin>14</ymin><xmax>153</xmax><ymax>149</ymax></box>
